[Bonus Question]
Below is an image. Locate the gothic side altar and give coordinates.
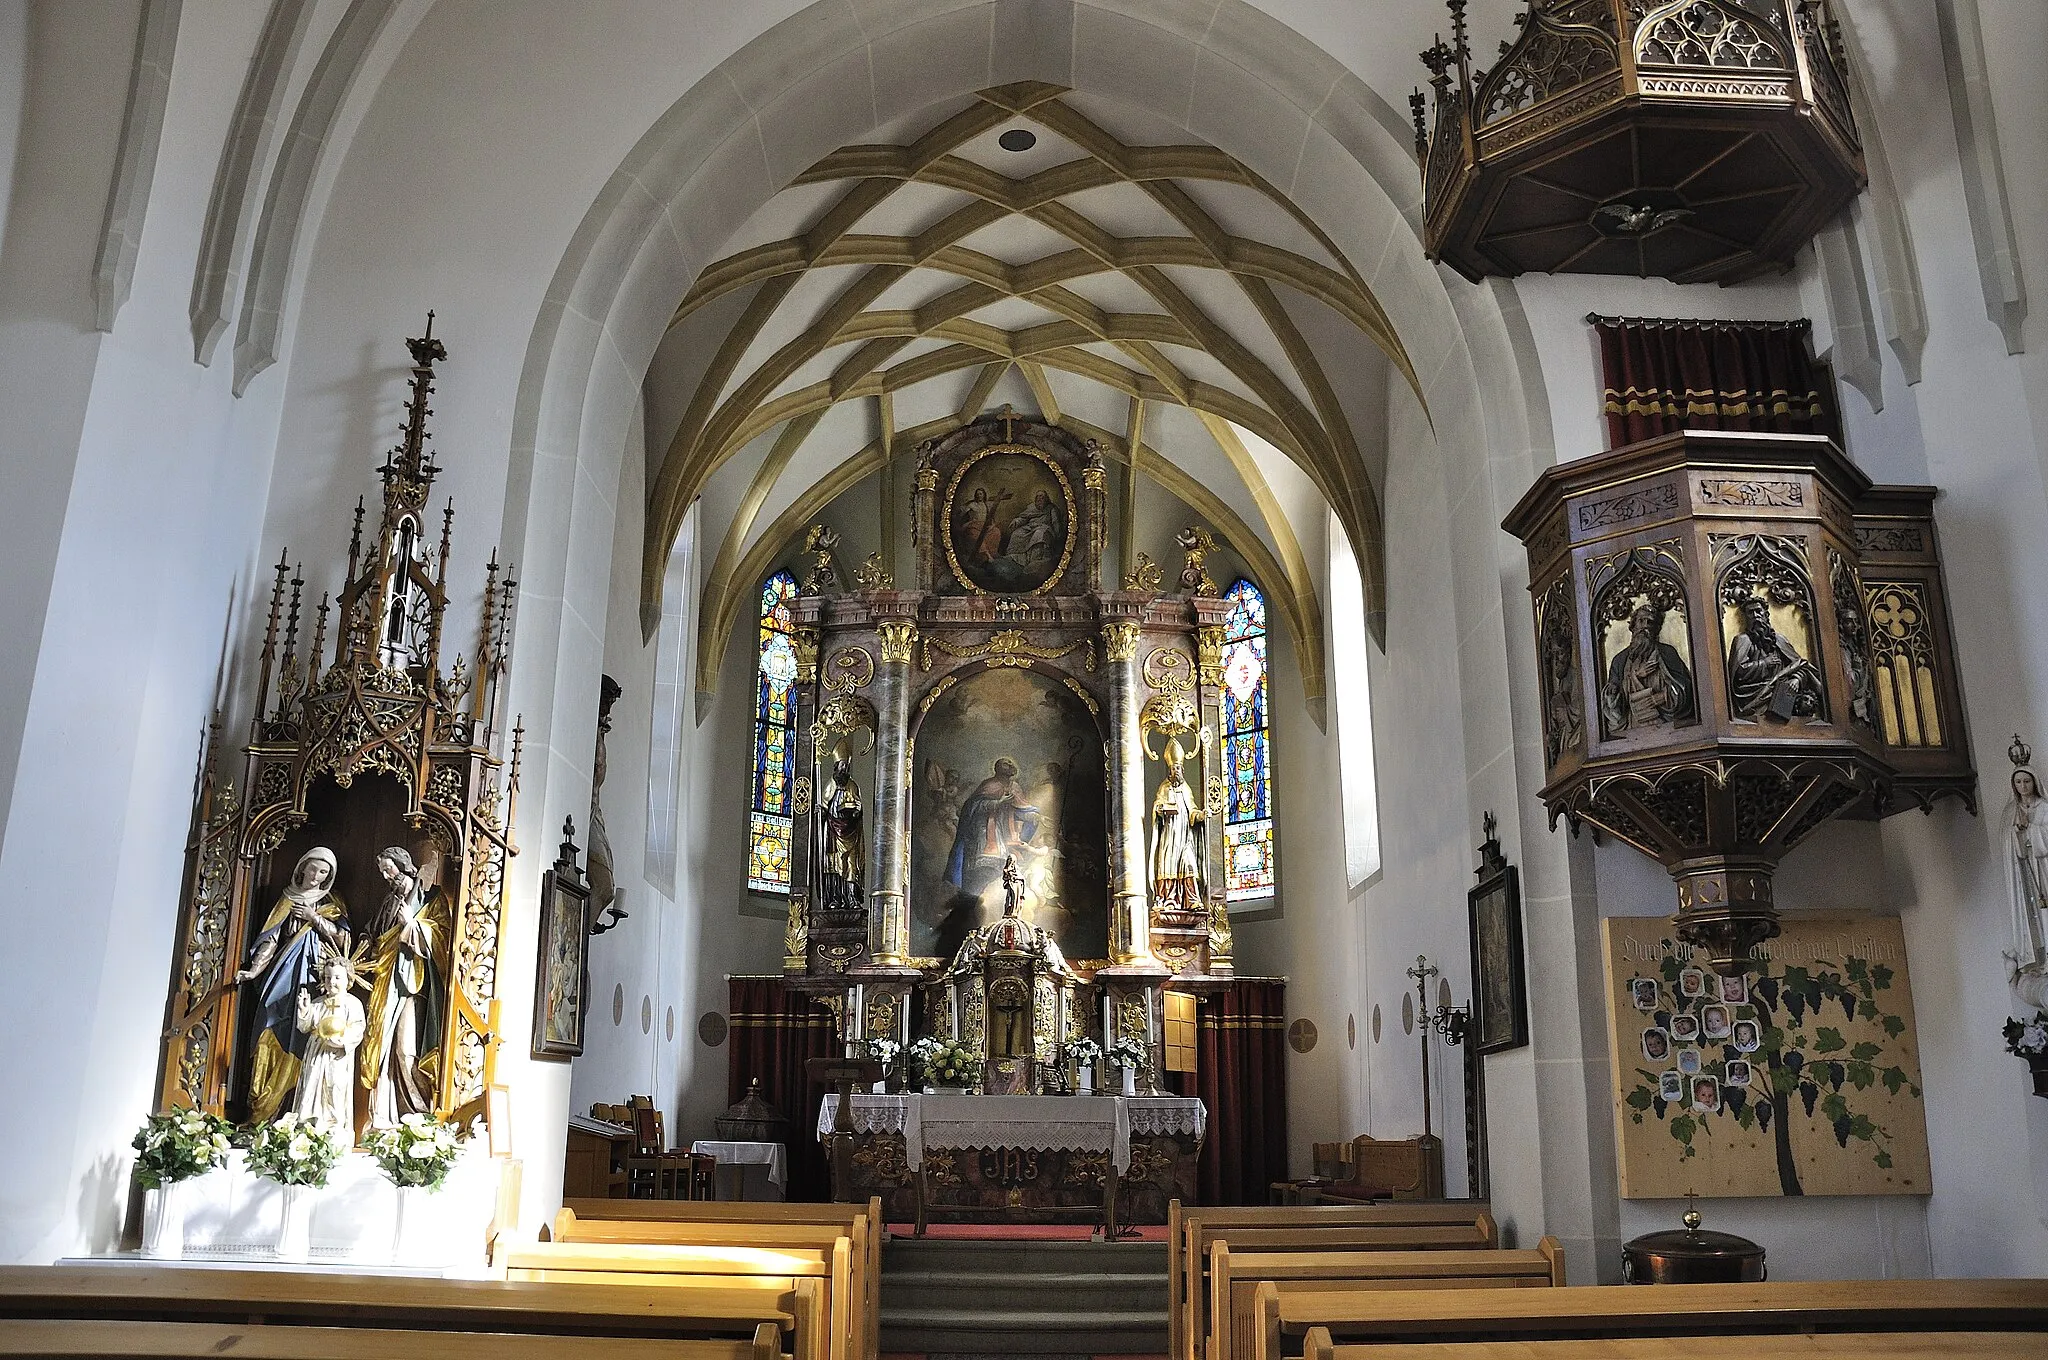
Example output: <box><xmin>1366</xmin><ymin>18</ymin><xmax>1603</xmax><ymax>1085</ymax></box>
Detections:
<box><xmin>775</xmin><ymin>411</ymin><xmax>1233</xmax><ymax>1221</ymax></box>
<box><xmin>816</xmin><ymin>1093</ymin><xmax>1205</xmax><ymax>1234</ymax></box>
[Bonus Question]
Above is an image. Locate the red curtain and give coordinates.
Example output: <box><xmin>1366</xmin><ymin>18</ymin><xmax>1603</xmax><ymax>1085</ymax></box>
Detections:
<box><xmin>1176</xmin><ymin>979</ymin><xmax>1289</xmax><ymax>1205</ymax></box>
<box><xmin>727</xmin><ymin>977</ymin><xmax>840</xmax><ymax>1202</ymax></box>
<box><xmin>1596</xmin><ymin>317</ymin><xmax>1834</xmax><ymax>448</ymax></box>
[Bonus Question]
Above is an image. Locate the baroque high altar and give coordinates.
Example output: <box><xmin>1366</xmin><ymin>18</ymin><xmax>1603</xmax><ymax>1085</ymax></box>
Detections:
<box><xmin>780</xmin><ymin>410</ymin><xmax>1238</xmax><ymax>1092</ymax></box>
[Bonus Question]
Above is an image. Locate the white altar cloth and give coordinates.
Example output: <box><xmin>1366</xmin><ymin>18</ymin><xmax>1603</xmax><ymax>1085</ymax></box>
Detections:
<box><xmin>690</xmin><ymin>1139</ymin><xmax>786</xmax><ymax>1189</ymax></box>
<box><xmin>815</xmin><ymin>1093</ymin><xmax>1204</xmax><ymax>1175</ymax></box>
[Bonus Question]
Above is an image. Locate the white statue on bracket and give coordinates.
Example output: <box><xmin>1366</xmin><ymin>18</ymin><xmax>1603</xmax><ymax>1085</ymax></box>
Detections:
<box><xmin>2004</xmin><ymin>738</ymin><xmax>2048</xmax><ymax>1012</ymax></box>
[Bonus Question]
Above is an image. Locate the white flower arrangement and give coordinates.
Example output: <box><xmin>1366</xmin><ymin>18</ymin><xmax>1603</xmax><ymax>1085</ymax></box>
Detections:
<box><xmin>131</xmin><ymin>1109</ymin><xmax>233</xmax><ymax>1189</ymax></box>
<box><xmin>244</xmin><ymin>1113</ymin><xmax>345</xmax><ymax>1189</ymax></box>
<box><xmin>2006</xmin><ymin>1012</ymin><xmax>2048</xmax><ymax>1058</ymax></box>
<box><xmin>916</xmin><ymin>1038</ymin><xmax>981</xmax><ymax>1087</ymax></box>
<box><xmin>1067</xmin><ymin>1038</ymin><xmax>1104</xmax><ymax>1066</ymax></box>
<box><xmin>865</xmin><ymin>1037</ymin><xmax>902</xmax><ymax>1068</ymax></box>
<box><xmin>1106</xmin><ymin>1036</ymin><xmax>1149</xmax><ymax>1071</ymax></box>
<box><xmin>362</xmin><ymin>1113</ymin><xmax>465</xmax><ymax>1191</ymax></box>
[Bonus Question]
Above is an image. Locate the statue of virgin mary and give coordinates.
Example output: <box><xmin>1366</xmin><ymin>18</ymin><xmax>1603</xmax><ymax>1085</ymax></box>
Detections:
<box><xmin>235</xmin><ymin>847</ymin><xmax>350</xmax><ymax>1122</ymax></box>
<box><xmin>2007</xmin><ymin>760</ymin><xmax>2048</xmax><ymax>1011</ymax></box>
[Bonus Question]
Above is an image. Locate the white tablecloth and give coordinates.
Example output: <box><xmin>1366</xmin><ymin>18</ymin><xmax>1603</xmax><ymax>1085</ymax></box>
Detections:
<box><xmin>688</xmin><ymin>1140</ymin><xmax>786</xmax><ymax>1189</ymax></box>
<box><xmin>814</xmin><ymin>1093</ymin><xmax>1204</xmax><ymax>1175</ymax></box>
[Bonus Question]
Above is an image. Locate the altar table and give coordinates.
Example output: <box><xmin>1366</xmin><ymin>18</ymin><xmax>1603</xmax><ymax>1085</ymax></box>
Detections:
<box><xmin>816</xmin><ymin>1093</ymin><xmax>1205</xmax><ymax>1233</ymax></box>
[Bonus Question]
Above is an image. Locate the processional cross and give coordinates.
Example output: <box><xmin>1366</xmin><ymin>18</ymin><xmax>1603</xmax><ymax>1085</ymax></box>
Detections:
<box><xmin>1407</xmin><ymin>954</ymin><xmax>1440</xmax><ymax>1140</ymax></box>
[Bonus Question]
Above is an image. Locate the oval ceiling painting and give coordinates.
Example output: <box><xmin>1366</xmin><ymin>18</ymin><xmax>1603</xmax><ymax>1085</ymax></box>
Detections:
<box><xmin>943</xmin><ymin>444</ymin><xmax>1075</xmax><ymax>595</ymax></box>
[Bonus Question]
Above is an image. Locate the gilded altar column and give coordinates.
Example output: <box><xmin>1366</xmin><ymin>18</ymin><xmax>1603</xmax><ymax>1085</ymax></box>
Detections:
<box><xmin>1101</xmin><ymin>612</ymin><xmax>1161</xmax><ymax>968</ymax></box>
<box><xmin>1194</xmin><ymin>612</ymin><xmax>1232</xmax><ymax>975</ymax></box>
<box><xmin>867</xmin><ymin>616</ymin><xmax>918</xmax><ymax>966</ymax></box>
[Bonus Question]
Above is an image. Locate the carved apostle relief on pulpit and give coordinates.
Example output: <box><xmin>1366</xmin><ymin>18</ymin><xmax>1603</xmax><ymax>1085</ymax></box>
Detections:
<box><xmin>1591</xmin><ymin>547</ymin><xmax>1698</xmax><ymax>740</ymax></box>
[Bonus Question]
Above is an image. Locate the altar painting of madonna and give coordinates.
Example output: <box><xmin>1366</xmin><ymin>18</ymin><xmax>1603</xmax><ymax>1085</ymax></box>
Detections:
<box><xmin>946</xmin><ymin>448</ymin><xmax>1072</xmax><ymax>593</ymax></box>
<box><xmin>912</xmin><ymin>667</ymin><xmax>1106</xmax><ymax>962</ymax></box>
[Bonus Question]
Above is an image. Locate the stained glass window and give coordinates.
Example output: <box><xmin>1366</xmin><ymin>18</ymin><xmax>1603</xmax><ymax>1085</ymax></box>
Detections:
<box><xmin>748</xmin><ymin>571</ymin><xmax>800</xmax><ymax>894</ymax></box>
<box><xmin>1220</xmin><ymin>578</ymin><xmax>1276</xmax><ymax>901</ymax></box>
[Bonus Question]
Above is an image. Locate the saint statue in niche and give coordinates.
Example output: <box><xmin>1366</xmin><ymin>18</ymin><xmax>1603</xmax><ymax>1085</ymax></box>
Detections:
<box><xmin>1601</xmin><ymin>601</ymin><xmax>1696</xmax><ymax>734</ymax></box>
<box><xmin>1726</xmin><ymin>595</ymin><xmax>1824</xmax><ymax>721</ymax></box>
<box><xmin>988</xmin><ymin>975</ymin><xmax>1030</xmax><ymax>1060</ymax></box>
<box><xmin>822</xmin><ymin>758</ymin><xmax>865</xmax><ymax>913</ymax></box>
<box><xmin>2006</xmin><ymin>756</ymin><xmax>2048</xmax><ymax>1010</ymax></box>
<box><xmin>293</xmin><ymin>953</ymin><xmax>364</xmax><ymax>1133</ymax></box>
<box><xmin>236</xmin><ymin>847</ymin><xmax>351</xmax><ymax>1122</ymax></box>
<box><xmin>359</xmin><ymin>845</ymin><xmax>452</xmax><ymax>1127</ymax></box>
<box><xmin>1150</xmin><ymin>740</ymin><xmax>1206</xmax><ymax>915</ymax></box>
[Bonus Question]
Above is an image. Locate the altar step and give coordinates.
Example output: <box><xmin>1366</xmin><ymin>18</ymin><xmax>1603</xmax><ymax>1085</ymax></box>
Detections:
<box><xmin>880</xmin><ymin>1237</ymin><xmax>1168</xmax><ymax>1356</ymax></box>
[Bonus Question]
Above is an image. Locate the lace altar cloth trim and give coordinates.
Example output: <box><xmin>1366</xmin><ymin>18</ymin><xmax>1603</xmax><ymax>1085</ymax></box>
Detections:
<box><xmin>815</xmin><ymin>1093</ymin><xmax>1204</xmax><ymax>1175</ymax></box>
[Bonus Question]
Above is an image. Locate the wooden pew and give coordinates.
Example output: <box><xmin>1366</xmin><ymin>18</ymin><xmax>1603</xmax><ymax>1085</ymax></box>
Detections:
<box><xmin>1179</xmin><ymin>1204</ymin><xmax>1499</xmax><ymax>1360</ymax></box>
<box><xmin>551</xmin><ymin>1207</ymin><xmax>869</xmax><ymax>1356</ymax></box>
<box><xmin>559</xmin><ymin>1196</ymin><xmax>881</xmax><ymax>1360</ymax></box>
<box><xmin>1301</xmin><ymin>1332</ymin><xmax>2047</xmax><ymax>1360</ymax></box>
<box><xmin>498</xmin><ymin>1241</ymin><xmax>835</xmax><ymax>1360</ymax></box>
<box><xmin>0</xmin><ymin>1267</ymin><xmax>799</xmax><ymax>1355</ymax></box>
<box><xmin>1253</xmin><ymin>1279</ymin><xmax>2048</xmax><ymax>1360</ymax></box>
<box><xmin>1210</xmin><ymin>1241</ymin><xmax>1562</xmax><ymax>1360</ymax></box>
<box><xmin>0</xmin><ymin>1318</ymin><xmax>782</xmax><ymax>1360</ymax></box>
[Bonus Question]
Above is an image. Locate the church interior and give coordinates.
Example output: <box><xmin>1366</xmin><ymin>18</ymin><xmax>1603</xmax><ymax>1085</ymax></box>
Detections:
<box><xmin>8</xmin><ymin>0</ymin><xmax>2048</xmax><ymax>1353</ymax></box>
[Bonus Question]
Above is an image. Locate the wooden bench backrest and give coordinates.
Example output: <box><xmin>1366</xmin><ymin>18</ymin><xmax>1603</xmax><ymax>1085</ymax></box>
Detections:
<box><xmin>1254</xmin><ymin>1280</ymin><xmax>2048</xmax><ymax>1360</ymax></box>
<box><xmin>502</xmin><ymin>1242</ymin><xmax>844</xmax><ymax>1360</ymax></box>
<box><xmin>1212</xmin><ymin>1241</ymin><xmax>1561</xmax><ymax>1360</ymax></box>
<box><xmin>560</xmin><ymin>1198</ymin><xmax>880</xmax><ymax>1360</ymax></box>
<box><xmin>1300</xmin><ymin>1330</ymin><xmax>2048</xmax><ymax>1360</ymax></box>
<box><xmin>1167</xmin><ymin>1200</ymin><xmax>1495</xmax><ymax>1360</ymax></box>
<box><xmin>0</xmin><ymin>1318</ymin><xmax>785</xmax><ymax>1360</ymax></box>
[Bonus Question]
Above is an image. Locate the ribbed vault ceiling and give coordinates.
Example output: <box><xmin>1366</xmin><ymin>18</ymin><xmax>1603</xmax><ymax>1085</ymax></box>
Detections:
<box><xmin>644</xmin><ymin>81</ymin><xmax>1422</xmax><ymax>700</ymax></box>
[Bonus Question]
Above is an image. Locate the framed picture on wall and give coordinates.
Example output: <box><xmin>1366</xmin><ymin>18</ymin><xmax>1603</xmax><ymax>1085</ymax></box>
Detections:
<box><xmin>1468</xmin><ymin>812</ymin><xmax>1529</xmax><ymax>1055</ymax></box>
<box><xmin>532</xmin><ymin>818</ymin><xmax>594</xmax><ymax>1059</ymax></box>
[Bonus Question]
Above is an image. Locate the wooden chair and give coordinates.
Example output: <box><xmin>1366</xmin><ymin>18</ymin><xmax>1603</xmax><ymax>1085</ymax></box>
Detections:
<box><xmin>1167</xmin><ymin>1201</ymin><xmax>1497</xmax><ymax>1360</ymax></box>
<box><xmin>558</xmin><ymin>1197</ymin><xmax>882</xmax><ymax>1360</ymax></box>
<box><xmin>623</xmin><ymin>1096</ymin><xmax>714</xmax><ymax>1201</ymax></box>
<box><xmin>1210</xmin><ymin>1240</ymin><xmax>1562</xmax><ymax>1360</ymax></box>
<box><xmin>1254</xmin><ymin>1279</ymin><xmax>2048</xmax><ymax>1360</ymax></box>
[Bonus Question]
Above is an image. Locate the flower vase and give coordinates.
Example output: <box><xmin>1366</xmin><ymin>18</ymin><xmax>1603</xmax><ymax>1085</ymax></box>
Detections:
<box><xmin>1120</xmin><ymin>1066</ymin><xmax>1137</xmax><ymax>1097</ymax></box>
<box><xmin>871</xmin><ymin>1080</ymin><xmax>888</xmax><ymax>1094</ymax></box>
<box><xmin>1077</xmin><ymin>1064</ymin><xmax>1096</xmax><ymax>1095</ymax></box>
<box><xmin>274</xmin><ymin>1184</ymin><xmax>313</xmax><ymax>1263</ymax></box>
<box><xmin>139</xmin><ymin>1181</ymin><xmax>185</xmax><ymax>1260</ymax></box>
<box><xmin>2028</xmin><ymin>1053</ymin><xmax>2048</xmax><ymax>1099</ymax></box>
<box><xmin>391</xmin><ymin>1186</ymin><xmax>435</xmax><ymax>1266</ymax></box>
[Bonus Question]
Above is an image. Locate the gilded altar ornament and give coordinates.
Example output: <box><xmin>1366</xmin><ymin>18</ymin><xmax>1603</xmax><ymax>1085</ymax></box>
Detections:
<box><xmin>784</xmin><ymin>894</ymin><xmax>809</xmax><ymax>970</ymax></box>
<box><xmin>922</xmin><ymin>629</ymin><xmax>1095</xmax><ymax>672</ymax></box>
<box><xmin>1144</xmin><ymin>647</ymin><xmax>1194</xmax><ymax>695</ymax></box>
<box><xmin>877</xmin><ymin>621</ymin><xmax>918</xmax><ymax>664</ymax></box>
<box><xmin>1123</xmin><ymin>553</ymin><xmax>1164</xmax><ymax>593</ymax></box>
<box><xmin>1102</xmin><ymin>620</ymin><xmax>1141</xmax><ymax>663</ymax></box>
<box><xmin>824</xmin><ymin>646</ymin><xmax>875</xmax><ymax>694</ymax></box>
<box><xmin>791</xmin><ymin>774</ymin><xmax>813</xmax><ymax>816</ymax></box>
<box><xmin>803</xmin><ymin>524</ymin><xmax>843</xmax><ymax>593</ymax></box>
<box><xmin>853</xmin><ymin>553</ymin><xmax>894</xmax><ymax>592</ymax></box>
<box><xmin>1196</xmin><ymin>625</ymin><xmax>1224</xmax><ymax>687</ymax></box>
<box><xmin>1208</xmin><ymin>894</ymin><xmax>1233</xmax><ymax>960</ymax></box>
<box><xmin>1176</xmin><ymin>526</ymin><xmax>1220</xmax><ymax>596</ymax></box>
<box><xmin>795</xmin><ymin>631</ymin><xmax>820</xmax><ymax>685</ymax></box>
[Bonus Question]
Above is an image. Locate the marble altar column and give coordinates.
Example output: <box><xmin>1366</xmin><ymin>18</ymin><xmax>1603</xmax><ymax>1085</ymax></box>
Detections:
<box><xmin>868</xmin><ymin>618</ymin><xmax>917</xmax><ymax>966</ymax></box>
<box><xmin>1101</xmin><ymin>613</ymin><xmax>1160</xmax><ymax>968</ymax></box>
